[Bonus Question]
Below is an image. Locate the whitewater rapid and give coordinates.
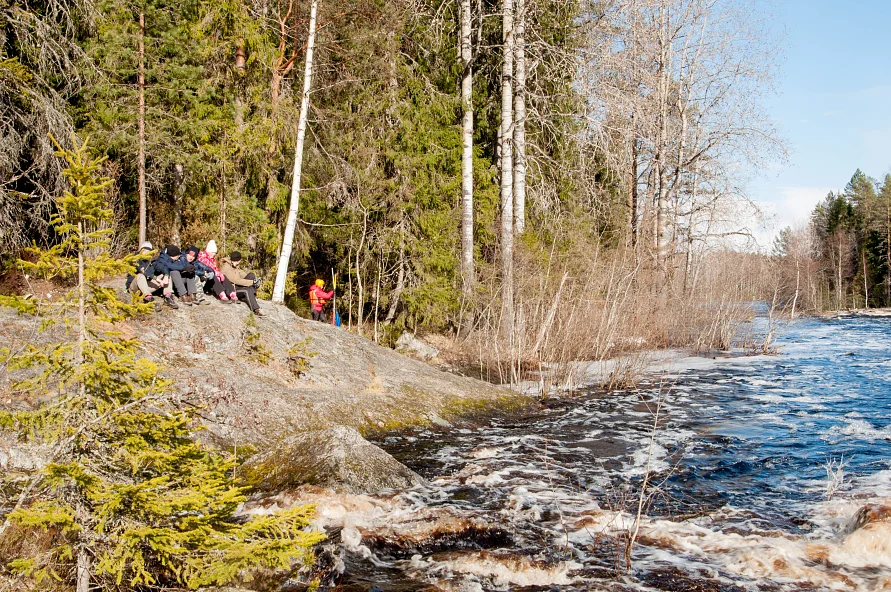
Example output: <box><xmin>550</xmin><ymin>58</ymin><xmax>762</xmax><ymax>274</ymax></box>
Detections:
<box><xmin>256</xmin><ymin>315</ymin><xmax>891</xmax><ymax>591</ymax></box>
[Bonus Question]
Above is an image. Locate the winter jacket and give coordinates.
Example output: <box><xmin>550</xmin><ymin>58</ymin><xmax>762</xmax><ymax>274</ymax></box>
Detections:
<box><xmin>309</xmin><ymin>285</ymin><xmax>334</xmax><ymax>312</ymax></box>
<box><xmin>220</xmin><ymin>258</ymin><xmax>254</xmax><ymax>287</ymax></box>
<box><xmin>185</xmin><ymin>246</ymin><xmax>214</xmax><ymax>279</ymax></box>
<box><xmin>154</xmin><ymin>249</ymin><xmax>187</xmax><ymax>275</ymax></box>
<box><xmin>126</xmin><ymin>251</ymin><xmax>157</xmax><ymax>289</ymax></box>
<box><xmin>198</xmin><ymin>251</ymin><xmax>224</xmax><ymax>281</ymax></box>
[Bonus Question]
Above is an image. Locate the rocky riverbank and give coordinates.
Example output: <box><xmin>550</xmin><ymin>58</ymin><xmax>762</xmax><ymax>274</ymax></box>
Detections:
<box><xmin>0</xmin><ymin>299</ymin><xmax>531</xmax><ymax>493</ymax></box>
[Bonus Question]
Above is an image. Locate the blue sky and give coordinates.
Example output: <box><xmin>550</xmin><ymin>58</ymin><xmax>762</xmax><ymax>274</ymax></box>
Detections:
<box><xmin>748</xmin><ymin>0</ymin><xmax>891</xmax><ymax>244</ymax></box>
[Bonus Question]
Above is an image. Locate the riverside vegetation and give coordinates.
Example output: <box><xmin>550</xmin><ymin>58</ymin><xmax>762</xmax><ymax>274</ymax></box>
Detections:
<box><xmin>1</xmin><ymin>0</ymin><xmax>796</xmax><ymax>589</ymax></box>
<box><xmin>2</xmin><ymin>0</ymin><xmax>785</xmax><ymax>380</ymax></box>
<box><xmin>772</xmin><ymin>170</ymin><xmax>891</xmax><ymax>314</ymax></box>
<box><xmin>0</xmin><ymin>141</ymin><xmax>323</xmax><ymax>592</ymax></box>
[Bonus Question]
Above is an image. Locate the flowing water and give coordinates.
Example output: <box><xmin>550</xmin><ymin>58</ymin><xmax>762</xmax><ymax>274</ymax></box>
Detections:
<box><xmin>303</xmin><ymin>315</ymin><xmax>891</xmax><ymax>591</ymax></box>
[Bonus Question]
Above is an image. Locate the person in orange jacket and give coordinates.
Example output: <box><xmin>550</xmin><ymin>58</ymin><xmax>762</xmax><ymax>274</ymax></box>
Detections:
<box><xmin>309</xmin><ymin>279</ymin><xmax>334</xmax><ymax>322</ymax></box>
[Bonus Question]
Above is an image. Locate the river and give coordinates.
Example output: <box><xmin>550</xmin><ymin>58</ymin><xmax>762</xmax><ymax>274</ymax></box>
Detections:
<box><xmin>322</xmin><ymin>315</ymin><xmax>891</xmax><ymax>591</ymax></box>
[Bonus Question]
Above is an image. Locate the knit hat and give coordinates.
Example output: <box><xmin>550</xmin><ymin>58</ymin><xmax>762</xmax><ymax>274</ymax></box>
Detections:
<box><xmin>230</xmin><ymin>251</ymin><xmax>242</xmax><ymax>262</ymax></box>
<box><xmin>140</xmin><ymin>241</ymin><xmax>153</xmax><ymax>251</ymax></box>
<box><xmin>185</xmin><ymin>245</ymin><xmax>200</xmax><ymax>257</ymax></box>
<box><xmin>166</xmin><ymin>245</ymin><xmax>181</xmax><ymax>257</ymax></box>
<box><xmin>205</xmin><ymin>240</ymin><xmax>218</xmax><ymax>254</ymax></box>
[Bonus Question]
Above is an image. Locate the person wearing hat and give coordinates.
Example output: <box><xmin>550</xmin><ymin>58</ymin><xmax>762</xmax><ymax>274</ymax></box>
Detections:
<box><xmin>220</xmin><ymin>251</ymin><xmax>264</xmax><ymax>316</ymax></box>
<box><xmin>154</xmin><ymin>244</ymin><xmax>199</xmax><ymax>305</ymax></box>
<box><xmin>184</xmin><ymin>245</ymin><xmax>214</xmax><ymax>304</ymax></box>
<box><xmin>126</xmin><ymin>241</ymin><xmax>178</xmax><ymax>308</ymax></box>
<box><xmin>199</xmin><ymin>240</ymin><xmax>237</xmax><ymax>303</ymax></box>
<box><xmin>308</xmin><ymin>279</ymin><xmax>334</xmax><ymax>322</ymax></box>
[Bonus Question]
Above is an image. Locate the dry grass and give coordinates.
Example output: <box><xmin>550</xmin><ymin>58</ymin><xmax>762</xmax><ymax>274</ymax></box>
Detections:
<box><xmin>0</xmin><ymin>523</ymin><xmax>67</xmax><ymax>592</ymax></box>
<box><xmin>455</xmin><ymin>246</ymin><xmax>771</xmax><ymax>389</ymax></box>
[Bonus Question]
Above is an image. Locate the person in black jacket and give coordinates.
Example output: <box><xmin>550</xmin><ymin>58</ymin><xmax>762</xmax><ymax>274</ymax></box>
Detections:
<box><xmin>126</xmin><ymin>242</ymin><xmax>178</xmax><ymax>308</ymax></box>
<box><xmin>154</xmin><ymin>244</ymin><xmax>202</xmax><ymax>305</ymax></box>
<box><xmin>184</xmin><ymin>246</ymin><xmax>214</xmax><ymax>304</ymax></box>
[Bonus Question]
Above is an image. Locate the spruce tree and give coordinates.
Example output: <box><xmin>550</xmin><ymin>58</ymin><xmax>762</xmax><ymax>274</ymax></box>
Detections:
<box><xmin>0</xmin><ymin>137</ymin><xmax>323</xmax><ymax>591</ymax></box>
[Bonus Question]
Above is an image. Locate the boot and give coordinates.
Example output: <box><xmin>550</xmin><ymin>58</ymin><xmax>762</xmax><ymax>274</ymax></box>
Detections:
<box><xmin>164</xmin><ymin>295</ymin><xmax>179</xmax><ymax>309</ymax></box>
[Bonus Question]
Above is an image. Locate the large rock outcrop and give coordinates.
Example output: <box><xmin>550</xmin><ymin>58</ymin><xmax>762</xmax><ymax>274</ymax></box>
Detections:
<box><xmin>0</xmin><ymin>298</ymin><xmax>526</xmax><ymax>449</ymax></box>
<box><xmin>239</xmin><ymin>425</ymin><xmax>423</xmax><ymax>495</ymax></box>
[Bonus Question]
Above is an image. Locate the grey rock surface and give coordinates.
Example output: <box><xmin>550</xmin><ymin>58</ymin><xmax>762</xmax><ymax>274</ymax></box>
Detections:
<box><xmin>0</xmin><ymin>296</ymin><xmax>525</xmax><ymax>448</ymax></box>
<box><xmin>240</xmin><ymin>425</ymin><xmax>423</xmax><ymax>494</ymax></box>
<box><xmin>395</xmin><ymin>332</ymin><xmax>439</xmax><ymax>360</ymax></box>
<box><xmin>0</xmin><ymin>437</ymin><xmax>50</xmax><ymax>471</ymax></box>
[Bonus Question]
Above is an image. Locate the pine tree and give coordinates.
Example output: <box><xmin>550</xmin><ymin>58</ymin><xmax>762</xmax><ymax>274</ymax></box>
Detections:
<box><xmin>0</xmin><ymin>137</ymin><xmax>323</xmax><ymax>591</ymax></box>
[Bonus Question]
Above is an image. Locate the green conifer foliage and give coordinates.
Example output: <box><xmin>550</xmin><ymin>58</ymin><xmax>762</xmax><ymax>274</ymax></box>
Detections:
<box><xmin>0</xmin><ymin>138</ymin><xmax>323</xmax><ymax>590</ymax></box>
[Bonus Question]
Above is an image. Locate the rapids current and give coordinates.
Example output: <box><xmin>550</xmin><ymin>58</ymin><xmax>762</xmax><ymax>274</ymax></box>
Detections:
<box><xmin>320</xmin><ymin>315</ymin><xmax>891</xmax><ymax>591</ymax></box>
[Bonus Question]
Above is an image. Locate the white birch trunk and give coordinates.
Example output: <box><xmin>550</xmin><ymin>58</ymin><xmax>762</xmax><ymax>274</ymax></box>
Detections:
<box><xmin>512</xmin><ymin>0</ymin><xmax>526</xmax><ymax>235</ymax></box>
<box><xmin>138</xmin><ymin>11</ymin><xmax>146</xmax><ymax>245</ymax></box>
<box><xmin>272</xmin><ymin>0</ymin><xmax>319</xmax><ymax>303</ymax></box>
<box><xmin>863</xmin><ymin>250</ymin><xmax>869</xmax><ymax>309</ymax></box>
<box><xmin>500</xmin><ymin>0</ymin><xmax>515</xmax><ymax>344</ymax></box>
<box><xmin>655</xmin><ymin>3</ymin><xmax>671</xmax><ymax>271</ymax></box>
<box><xmin>76</xmin><ymin>546</ymin><xmax>90</xmax><ymax>592</ymax></box>
<box><xmin>460</xmin><ymin>0</ymin><xmax>474</xmax><ymax>294</ymax></box>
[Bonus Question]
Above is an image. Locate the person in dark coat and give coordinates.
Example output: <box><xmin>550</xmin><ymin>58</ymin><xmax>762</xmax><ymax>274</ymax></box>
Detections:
<box><xmin>184</xmin><ymin>245</ymin><xmax>213</xmax><ymax>304</ymax></box>
<box><xmin>154</xmin><ymin>244</ymin><xmax>201</xmax><ymax>305</ymax></box>
<box><xmin>126</xmin><ymin>241</ymin><xmax>178</xmax><ymax>308</ymax></box>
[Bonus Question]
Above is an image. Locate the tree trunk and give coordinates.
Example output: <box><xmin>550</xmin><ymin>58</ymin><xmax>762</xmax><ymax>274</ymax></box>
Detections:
<box><xmin>138</xmin><ymin>11</ymin><xmax>146</xmax><ymax>246</ymax></box>
<box><xmin>791</xmin><ymin>264</ymin><xmax>800</xmax><ymax>320</ymax></box>
<box><xmin>837</xmin><ymin>239</ymin><xmax>843</xmax><ymax>311</ymax></box>
<box><xmin>512</xmin><ymin>0</ymin><xmax>526</xmax><ymax>235</ymax></box>
<box><xmin>76</xmin><ymin>545</ymin><xmax>90</xmax><ymax>592</ymax></box>
<box><xmin>219</xmin><ymin>171</ymin><xmax>227</xmax><ymax>251</ymax></box>
<box><xmin>234</xmin><ymin>42</ymin><xmax>246</xmax><ymax>127</ymax></box>
<box><xmin>629</xmin><ymin>138</ymin><xmax>639</xmax><ymax>246</ymax></box>
<box><xmin>347</xmin><ymin>244</ymin><xmax>353</xmax><ymax>330</ymax></box>
<box><xmin>356</xmin><ymin>205</ymin><xmax>367</xmax><ymax>335</ymax></box>
<box><xmin>655</xmin><ymin>4</ymin><xmax>670</xmax><ymax>272</ymax></box>
<box><xmin>171</xmin><ymin>163</ymin><xmax>185</xmax><ymax>245</ymax></box>
<box><xmin>887</xmin><ymin>195</ymin><xmax>890</xmax><ymax>304</ymax></box>
<box><xmin>76</xmin><ymin>224</ymin><xmax>88</xmax><ymax>591</ymax></box>
<box><xmin>384</xmin><ymin>219</ymin><xmax>405</xmax><ymax>325</ymax></box>
<box><xmin>460</xmin><ymin>0</ymin><xmax>475</xmax><ymax>295</ymax></box>
<box><xmin>77</xmin><ymin>222</ymin><xmax>85</xmax><ymax>368</ymax></box>
<box><xmin>272</xmin><ymin>0</ymin><xmax>319</xmax><ymax>303</ymax></box>
<box><xmin>499</xmin><ymin>0</ymin><xmax>515</xmax><ymax>345</ymax></box>
<box><xmin>374</xmin><ymin>249</ymin><xmax>382</xmax><ymax>343</ymax></box>
<box><xmin>862</xmin><ymin>249</ymin><xmax>869</xmax><ymax>309</ymax></box>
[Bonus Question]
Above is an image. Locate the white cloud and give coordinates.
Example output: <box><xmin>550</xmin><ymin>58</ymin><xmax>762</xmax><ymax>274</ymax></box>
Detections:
<box><xmin>751</xmin><ymin>186</ymin><xmax>834</xmax><ymax>249</ymax></box>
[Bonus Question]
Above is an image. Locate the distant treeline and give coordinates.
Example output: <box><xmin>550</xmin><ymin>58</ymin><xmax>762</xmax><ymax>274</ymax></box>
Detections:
<box><xmin>773</xmin><ymin>170</ymin><xmax>891</xmax><ymax>312</ymax></box>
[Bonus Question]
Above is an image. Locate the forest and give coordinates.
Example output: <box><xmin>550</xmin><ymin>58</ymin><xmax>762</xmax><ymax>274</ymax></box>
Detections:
<box><xmin>773</xmin><ymin>170</ymin><xmax>891</xmax><ymax>314</ymax></box>
<box><xmin>1</xmin><ymin>0</ymin><xmax>783</xmax><ymax>375</ymax></box>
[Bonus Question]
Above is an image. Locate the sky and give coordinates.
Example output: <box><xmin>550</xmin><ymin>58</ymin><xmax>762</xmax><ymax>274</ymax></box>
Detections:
<box><xmin>747</xmin><ymin>0</ymin><xmax>891</xmax><ymax>247</ymax></box>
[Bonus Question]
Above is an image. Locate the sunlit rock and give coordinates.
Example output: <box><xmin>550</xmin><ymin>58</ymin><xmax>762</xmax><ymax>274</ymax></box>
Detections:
<box><xmin>239</xmin><ymin>425</ymin><xmax>424</xmax><ymax>495</ymax></box>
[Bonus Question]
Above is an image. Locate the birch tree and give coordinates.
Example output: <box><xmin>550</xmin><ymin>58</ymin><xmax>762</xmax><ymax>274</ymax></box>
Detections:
<box><xmin>272</xmin><ymin>0</ymin><xmax>319</xmax><ymax>304</ymax></box>
<box><xmin>500</xmin><ymin>0</ymin><xmax>515</xmax><ymax>343</ymax></box>
<box><xmin>460</xmin><ymin>0</ymin><xmax>475</xmax><ymax>294</ymax></box>
<box><xmin>138</xmin><ymin>10</ymin><xmax>147</xmax><ymax>245</ymax></box>
<box><xmin>513</xmin><ymin>0</ymin><xmax>527</xmax><ymax>235</ymax></box>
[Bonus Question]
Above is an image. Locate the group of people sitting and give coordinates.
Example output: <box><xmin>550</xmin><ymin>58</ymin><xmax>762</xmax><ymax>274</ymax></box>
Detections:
<box><xmin>126</xmin><ymin>240</ymin><xmax>265</xmax><ymax>316</ymax></box>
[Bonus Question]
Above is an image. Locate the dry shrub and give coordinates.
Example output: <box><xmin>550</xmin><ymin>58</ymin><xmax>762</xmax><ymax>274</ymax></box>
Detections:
<box><xmin>0</xmin><ymin>523</ymin><xmax>66</xmax><ymax>592</ymax></box>
<box><xmin>458</xmin><ymin>246</ymin><xmax>770</xmax><ymax>388</ymax></box>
